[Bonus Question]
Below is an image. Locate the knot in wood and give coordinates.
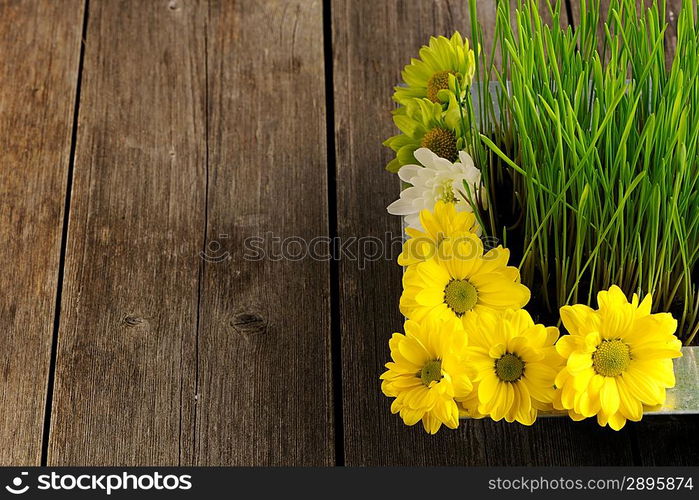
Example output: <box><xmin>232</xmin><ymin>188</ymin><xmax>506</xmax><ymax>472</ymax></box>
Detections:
<box><xmin>122</xmin><ymin>315</ymin><xmax>144</xmax><ymax>327</ymax></box>
<box><xmin>231</xmin><ymin>313</ymin><xmax>267</xmax><ymax>336</ymax></box>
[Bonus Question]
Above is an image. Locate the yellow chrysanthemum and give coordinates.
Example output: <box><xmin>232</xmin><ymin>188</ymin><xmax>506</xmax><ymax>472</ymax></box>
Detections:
<box><xmin>554</xmin><ymin>285</ymin><xmax>683</xmax><ymax>430</ymax></box>
<box><xmin>398</xmin><ymin>201</ymin><xmax>480</xmax><ymax>267</ymax></box>
<box><xmin>460</xmin><ymin>309</ymin><xmax>562</xmax><ymax>425</ymax></box>
<box><xmin>400</xmin><ymin>235</ymin><xmax>530</xmax><ymax>324</ymax></box>
<box><xmin>393</xmin><ymin>32</ymin><xmax>476</xmax><ymax>105</ymax></box>
<box><xmin>380</xmin><ymin>317</ymin><xmax>473</xmax><ymax>434</ymax></box>
<box><xmin>384</xmin><ymin>98</ymin><xmax>463</xmax><ymax>173</ymax></box>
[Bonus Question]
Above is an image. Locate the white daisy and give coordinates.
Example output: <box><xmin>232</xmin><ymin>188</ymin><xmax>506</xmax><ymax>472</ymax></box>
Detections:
<box><xmin>387</xmin><ymin>148</ymin><xmax>483</xmax><ymax>229</ymax></box>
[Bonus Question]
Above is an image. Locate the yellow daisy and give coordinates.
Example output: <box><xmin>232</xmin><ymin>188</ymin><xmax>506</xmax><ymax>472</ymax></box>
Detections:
<box><xmin>380</xmin><ymin>317</ymin><xmax>473</xmax><ymax>434</ymax></box>
<box><xmin>461</xmin><ymin>309</ymin><xmax>562</xmax><ymax>425</ymax></box>
<box><xmin>393</xmin><ymin>32</ymin><xmax>476</xmax><ymax>105</ymax></box>
<box><xmin>384</xmin><ymin>98</ymin><xmax>463</xmax><ymax>172</ymax></box>
<box><xmin>554</xmin><ymin>285</ymin><xmax>683</xmax><ymax>430</ymax></box>
<box><xmin>400</xmin><ymin>235</ymin><xmax>530</xmax><ymax>323</ymax></box>
<box><xmin>398</xmin><ymin>201</ymin><xmax>480</xmax><ymax>267</ymax></box>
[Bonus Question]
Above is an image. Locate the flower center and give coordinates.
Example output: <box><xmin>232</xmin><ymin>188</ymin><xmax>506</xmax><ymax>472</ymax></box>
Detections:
<box><xmin>592</xmin><ymin>339</ymin><xmax>631</xmax><ymax>377</ymax></box>
<box><xmin>420</xmin><ymin>127</ymin><xmax>458</xmax><ymax>162</ymax></box>
<box><xmin>495</xmin><ymin>353</ymin><xmax>525</xmax><ymax>382</ymax></box>
<box><xmin>420</xmin><ymin>359</ymin><xmax>443</xmax><ymax>385</ymax></box>
<box><xmin>443</xmin><ymin>279</ymin><xmax>478</xmax><ymax>316</ymax></box>
<box><xmin>438</xmin><ymin>179</ymin><xmax>458</xmax><ymax>204</ymax></box>
<box><xmin>426</xmin><ymin>70</ymin><xmax>452</xmax><ymax>102</ymax></box>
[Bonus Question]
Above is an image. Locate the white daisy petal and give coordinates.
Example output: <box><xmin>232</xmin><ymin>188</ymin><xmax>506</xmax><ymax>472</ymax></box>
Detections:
<box><xmin>387</xmin><ymin>196</ymin><xmax>418</xmax><ymax>216</ymax></box>
<box><xmin>397</xmin><ymin>164</ymin><xmax>422</xmax><ymax>183</ymax></box>
<box><xmin>386</xmin><ymin>148</ymin><xmax>484</xmax><ymax>230</ymax></box>
<box><xmin>405</xmin><ymin>213</ymin><xmax>421</xmax><ymax>229</ymax></box>
<box><xmin>458</xmin><ymin>150</ymin><xmax>476</xmax><ymax>168</ymax></box>
<box><xmin>413</xmin><ymin>147</ymin><xmax>438</xmax><ymax>167</ymax></box>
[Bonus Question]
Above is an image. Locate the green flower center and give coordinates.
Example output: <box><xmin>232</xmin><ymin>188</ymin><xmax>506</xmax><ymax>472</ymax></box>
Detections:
<box><xmin>495</xmin><ymin>353</ymin><xmax>525</xmax><ymax>382</ymax></box>
<box><xmin>592</xmin><ymin>339</ymin><xmax>631</xmax><ymax>377</ymax></box>
<box><xmin>444</xmin><ymin>279</ymin><xmax>478</xmax><ymax>316</ymax></box>
<box><xmin>439</xmin><ymin>179</ymin><xmax>458</xmax><ymax>203</ymax></box>
<box><xmin>427</xmin><ymin>70</ymin><xmax>452</xmax><ymax>102</ymax></box>
<box><xmin>420</xmin><ymin>359</ymin><xmax>443</xmax><ymax>385</ymax></box>
<box><xmin>420</xmin><ymin>127</ymin><xmax>458</xmax><ymax>163</ymax></box>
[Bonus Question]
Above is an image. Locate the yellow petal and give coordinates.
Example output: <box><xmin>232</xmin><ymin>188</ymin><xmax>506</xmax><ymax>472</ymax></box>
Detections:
<box><xmin>572</xmin><ymin>368</ymin><xmax>595</xmax><ymax>392</ymax></box>
<box><xmin>597</xmin><ymin>285</ymin><xmax>628</xmax><ymax>310</ymax></box>
<box><xmin>556</xmin><ymin>334</ymin><xmax>583</xmax><ymax>357</ymax></box>
<box><xmin>631</xmin><ymin>342</ymin><xmax>683</xmax><ymax>361</ymax></box>
<box><xmin>568</xmin><ymin>351</ymin><xmax>593</xmax><ymax>374</ymax></box>
<box><xmin>623</xmin><ymin>367</ymin><xmax>664</xmax><ymax>404</ymax></box>
<box><xmin>560</xmin><ymin>380</ymin><xmax>577</xmax><ymax>409</ymax></box>
<box><xmin>616</xmin><ymin>377</ymin><xmax>642</xmax><ymax>421</ymax></box>
<box><xmin>417</xmin><ymin>259</ymin><xmax>451</xmax><ymax>287</ymax></box>
<box><xmin>488</xmin><ymin>343</ymin><xmax>506</xmax><ymax>359</ymax></box>
<box><xmin>491</xmin><ymin>383</ymin><xmax>512</xmax><ymax>421</ymax></box>
<box><xmin>584</xmin><ymin>331</ymin><xmax>602</xmax><ymax>350</ymax></box>
<box><xmin>600</xmin><ymin>377</ymin><xmax>620</xmax><ymax>415</ymax></box>
<box><xmin>506</xmin><ymin>383</ymin><xmax>521</xmax><ymax>422</ymax></box>
<box><xmin>478</xmin><ymin>246</ymin><xmax>510</xmax><ymax>274</ymax></box>
<box><xmin>478</xmin><ymin>374</ymin><xmax>499</xmax><ymax>403</ymax></box>
<box><xmin>607</xmin><ymin>411</ymin><xmax>627</xmax><ymax>431</ymax></box>
<box><xmin>635</xmin><ymin>293</ymin><xmax>653</xmax><ymax>317</ymax></box>
<box><xmin>415</xmin><ymin>287</ymin><xmax>446</xmax><ymax>307</ymax></box>
<box><xmin>544</xmin><ymin>326</ymin><xmax>560</xmax><ymax>346</ymax></box>
<box><xmin>515</xmin><ymin>382</ymin><xmax>535</xmax><ymax>425</ymax></box>
<box><xmin>633</xmin><ymin>359</ymin><xmax>675</xmax><ymax>388</ymax></box>
<box><xmin>400</xmin><ymin>408</ymin><xmax>423</xmax><ymax>426</ymax></box>
<box><xmin>445</xmin><ymin>253</ymin><xmax>478</xmax><ymax>280</ymax></box>
<box><xmin>560</xmin><ymin>304</ymin><xmax>598</xmax><ymax>336</ymax></box>
<box><xmin>517</xmin><ymin>379</ymin><xmax>532</xmax><ymax>416</ymax></box>
<box><xmin>554</xmin><ymin>366</ymin><xmax>571</xmax><ymax>389</ymax></box>
<box><xmin>448</xmin><ymin>233</ymin><xmax>484</xmax><ymax>262</ymax></box>
<box><xmin>398</xmin><ymin>338</ymin><xmax>430</xmax><ymax>366</ymax></box>
<box><xmin>525</xmin><ymin>362</ymin><xmax>557</xmax><ymax>386</ymax></box>
<box><xmin>567</xmin><ymin>409</ymin><xmax>588</xmax><ymax>421</ymax></box>
<box><xmin>422</xmin><ymin>413</ymin><xmax>442</xmax><ymax>434</ymax></box>
<box><xmin>477</xmin><ymin>280</ymin><xmax>531</xmax><ymax>309</ymax></box>
<box><xmin>506</xmin><ymin>335</ymin><xmax>529</xmax><ymax>355</ymax></box>
<box><xmin>577</xmin><ymin>390</ymin><xmax>601</xmax><ymax>418</ymax></box>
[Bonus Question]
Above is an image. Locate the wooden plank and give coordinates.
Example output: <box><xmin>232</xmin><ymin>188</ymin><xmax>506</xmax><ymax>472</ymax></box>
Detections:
<box><xmin>332</xmin><ymin>0</ymin><xmax>637</xmax><ymax>465</ymax></box>
<box><xmin>193</xmin><ymin>0</ymin><xmax>334</xmax><ymax>466</ymax></box>
<box><xmin>47</xmin><ymin>0</ymin><xmax>207</xmax><ymax>465</ymax></box>
<box><xmin>0</xmin><ymin>0</ymin><xmax>84</xmax><ymax>465</ymax></box>
<box><xmin>635</xmin><ymin>415</ymin><xmax>699</xmax><ymax>465</ymax></box>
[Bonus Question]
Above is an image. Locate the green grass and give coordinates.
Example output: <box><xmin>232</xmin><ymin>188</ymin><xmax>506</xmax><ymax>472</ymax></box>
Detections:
<box><xmin>465</xmin><ymin>0</ymin><xmax>699</xmax><ymax>343</ymax></box>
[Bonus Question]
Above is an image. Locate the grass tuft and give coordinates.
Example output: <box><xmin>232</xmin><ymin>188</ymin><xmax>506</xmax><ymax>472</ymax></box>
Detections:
<box><xmin>466</xmin><ymin>0</ymin><xmax>699</xmax><ymax>343</ymax></box>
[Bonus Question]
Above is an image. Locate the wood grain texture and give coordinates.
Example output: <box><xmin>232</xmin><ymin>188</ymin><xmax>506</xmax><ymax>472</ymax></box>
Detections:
<box><xmin>332</xmin><ymin>0</ymin><xmax>637</xmax><ymax>465</ymax></box>
<box><xmin>0</xmin><ymin>0</ymin><xmax>84</xmax><ymax>465</ymax></box>
<box><xmin>3</xmin><ymin>0</ymin><xmax>695</xmax><ymax>466</ymax></box>
<box><xmin>635</xmin><ymin>415</ymin><xmax>699</xmax><ymax>465</ymax></box>
<box><xmin>193</xmin><ymin>0</ymin><xmax>334</xmax><ymax>466</ymax></box>
<box><xmin>47</xmin><ymin>0</ymin><xmax>207</xmax><ymax>465</ymax></box>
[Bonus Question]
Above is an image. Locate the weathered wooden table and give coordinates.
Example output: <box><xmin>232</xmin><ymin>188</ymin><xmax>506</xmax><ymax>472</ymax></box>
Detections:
<box><xmin>1</xmin><ymin>0</ymin><xmax>697</xmax><ymax>466</ymax></box>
